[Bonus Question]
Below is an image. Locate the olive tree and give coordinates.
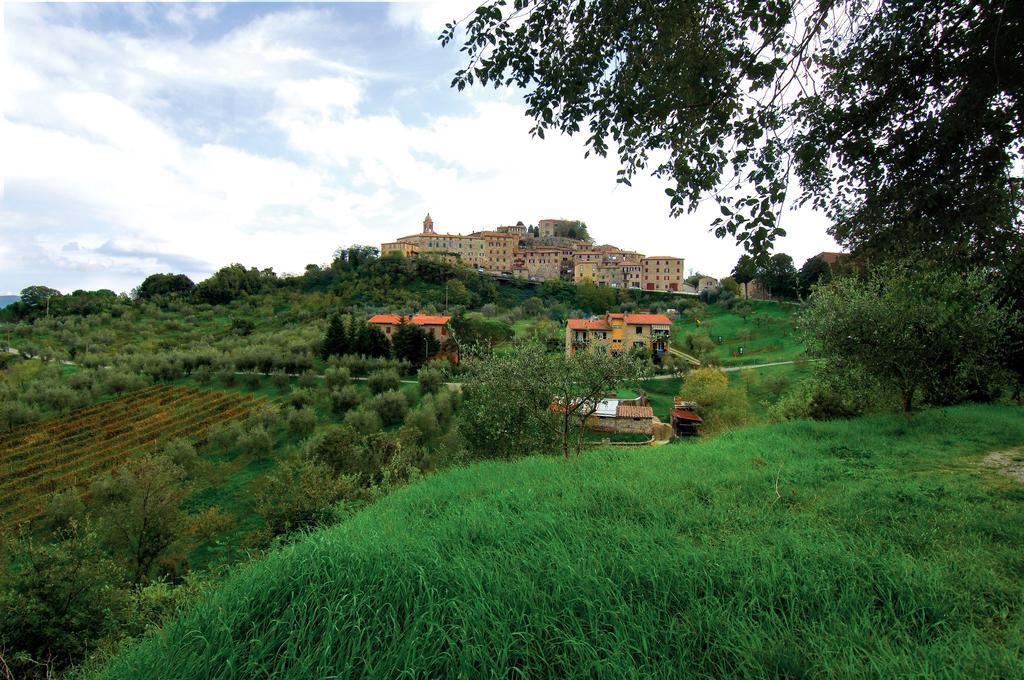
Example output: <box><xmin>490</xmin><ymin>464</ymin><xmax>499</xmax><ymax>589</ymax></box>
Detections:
<box><xmin>459</xmin><ymin>342</ymin><xmax>648</xmax><ymax>459</ymax></box>
<box><xmin>800</xmin><ymin>265</ymin><xmax>1015</xmax><ymax>413</ymax></box>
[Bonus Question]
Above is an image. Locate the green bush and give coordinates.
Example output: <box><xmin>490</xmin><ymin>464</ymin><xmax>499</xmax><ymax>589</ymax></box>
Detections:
<box><xmin>367</xmin><ymin>368</ymin><xmax>402</xmax><ymax>395</ymax></box>
<box><xmin>343</xmin><ymin>408</ymin><xmax>382</xmax><ymax>435</ymax></box>
<box><xmin>237</xmin><ymin>425</ymin><xmax>272</xmax><ymax>457</ymax></box>
<box><xmin>368</xmin><ymin>390</ymin><xmax>409</xmax><ymax>427</ymax></box>
<box><xmin>287</xmin><ymin>408</ymin><xmax>318</xmax><ymax>440</ymax></box>
<box><xmin>324</xmin><ymin>366</ymin><xmax>351</xmax><ymax>390</ymax></box>
<box><xmin>417</xmin><ymin>367</ymin><xmax>445</xmax><ymax>396</ymax></box>
<box><xmin>297</xmin><ymin>370</ymin><xmax>318</xmax><ymax>389</ymax></box>
<box><xmin>271</xmin><ymin>371</ymin><xmax>290</xmax><ymax>392</ymax></box>
<box><xmin>162</xmin><ymin>438</ymin><xmax>200</xmax><ymax>476</ymax></box>
<box><xmin>329</xmin><ymin>385</ymin><xmax>362</xmax><ymax>415</ymax></box>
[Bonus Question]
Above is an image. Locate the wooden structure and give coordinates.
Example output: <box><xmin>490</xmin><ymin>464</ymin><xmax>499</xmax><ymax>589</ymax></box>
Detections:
<box><xmin>670</xmin><ymin>398</ymin><xmax>703</xmax><ymax>436</ymax></box>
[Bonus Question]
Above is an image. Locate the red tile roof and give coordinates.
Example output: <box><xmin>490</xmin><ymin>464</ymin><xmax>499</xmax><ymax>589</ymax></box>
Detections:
<box><xmin>624</xmin><ymin>313</ymin><xmax>672</xmax><ymax>325</ymax></box>
<box><xmin>616</xmin><ymin>404</ymin><xmax>653</xmax><ymax>419</ymax></box>
<box><xmin>670</xmin><ymin>408</ymin><xmax>703</xmax><ymax>423</ymax></box>
<box><xmin>567</xmin><ymin>319</ymin><xmax>612</xmax><ymax>330</ymax></box>
<box><xmin>368</xmin><ymin>314</ymin><xmax>451</xmax><ymax>326</ymax></box>
<box><xmin>410</xmin><ymin>314</ymin><xmax>451</xmax><ymax>326</ymax></box>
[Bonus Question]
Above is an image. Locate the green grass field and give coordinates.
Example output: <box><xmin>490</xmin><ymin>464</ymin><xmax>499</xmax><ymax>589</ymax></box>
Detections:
<box><xmin>96</xmin><ymin>404</ymin><xmax>1024</xmax><ymax>678</ymax></box>
<box><xmin>675</xmin><ymin>300</ymin><xmax>804</xmax><ymax>366</ymax></box>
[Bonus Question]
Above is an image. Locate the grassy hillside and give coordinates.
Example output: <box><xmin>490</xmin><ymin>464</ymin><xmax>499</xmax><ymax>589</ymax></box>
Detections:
<box><xmin>675</xmin><ymin>300</ymin><xmax>803</xmax><ymax>366</ymax></box>
<box><xmin>97</xmin><ymin>404</ymin><xmax>1024</xmax><ymax>678</ymax></box>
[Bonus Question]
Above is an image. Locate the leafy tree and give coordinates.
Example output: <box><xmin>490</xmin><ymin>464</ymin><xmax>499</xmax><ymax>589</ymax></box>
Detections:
<box><xmin>351</xmin><ymin>319</ymin><xmax>390</xmax><ymax>358</ymax></box>
<box><xmin>391</xmin><ymin>321</ymin><xmax>440</xmax><ymax>369</ymax></box>
<box><xmin>368</xmin><ymin>390</ymin><xmax>410</xmax><ymax>426</ymax></box>
<box><xmin>19</xmin><ymin>285</ymin><xmax>61</xmax><ymax>315</ymax></box>
<box><xmin>575</xmin><ymin>281</ymin><xmax>617</xmax><ymax>314</ymax></box>
<box><xmin>417</xmin><ymin>366</ymin><xmax>446</xmax><ymax>395</ymax></box>
<box><xmin>731</xmin><ymin>256</ymin><xmax>758</xmax><ymax>299</ymax></box>
<box><xmin>720</xmin><ymin>277</ymin><xmax>741</xmax><ymax>296</ymax></box>
<box><xmin>798</xmin><ymin>256</ymin><xmax>833</xmax><ymax>298</ymax></box>
<box><xmin>678</xmin><ymin>367</ymin><xmax>752</xmax><ymax>434</ymax></box>
<box><xmin>459</xmin><ymin>342</ymin><xmax>647</xmax><ymax>459</ymax></box>
<box><xmin>253</xmin><ymin>458</ymin><xmax>358</xmax><ymax>539</ymax></box>
<box><xmin>134</xmin><ymin>273</ymin><xmax>195</xmax><ymax>300</ymax></box>
<box><xmin>443</xmin><ymin>1</ymin><xmax>1023</xmax><ymax>261</ymax></box>
<box><xmin>194</xmin><ymin>264</ymin><xmax>277</xmax><ymax>305</ymax></box>
<box><xmin>321</xmin><ymin>314</ymin><xmax>350</xmax><ymax>359</ymax></box>
<box><xmin>367</xmin><ymin>368</ymin><xmax>401</xmax><ymax>394</ymax></box>
<box><xmin>446</xmin><ymin>279</ymin><xmax>470</xmax><ymax>306</ymax></box>
<box><xmin>800</xmin><ymin>265</ymin><xmax>1015</xmax><ymax>412</ymax></box>
<box><xmin>0</xmin><ymin>523</ymin><xmax>128</xmax><ymax>677</ymax></box>
<box><xmin>89</xmin><ymin>455</ymin><xmax>190</xmax><ymax>583</ymax></box>
<box><xmin>758</xmin><ymin>253</ymin><xmax>798</xmax><ymax>300</ymax></box>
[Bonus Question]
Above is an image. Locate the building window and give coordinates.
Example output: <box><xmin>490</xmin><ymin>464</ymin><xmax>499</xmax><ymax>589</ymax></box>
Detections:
<box><xmin>635</xmin><ymin>326</ymin><xmax>643</xmax><ymax>335</ymax></box>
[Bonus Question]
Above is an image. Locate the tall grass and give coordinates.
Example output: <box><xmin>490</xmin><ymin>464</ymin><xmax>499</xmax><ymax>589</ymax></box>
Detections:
<box><xmin>96</xmin><ymin>404</ymin><xmax>1024</xmax><ymax>678</ymax></box>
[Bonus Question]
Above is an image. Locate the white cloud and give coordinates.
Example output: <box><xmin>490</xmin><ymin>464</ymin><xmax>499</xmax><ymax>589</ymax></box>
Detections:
<box><xmin>2</xmin><ymin>3</ymin><xmax>837</xmax><ymax>295</ymax></box>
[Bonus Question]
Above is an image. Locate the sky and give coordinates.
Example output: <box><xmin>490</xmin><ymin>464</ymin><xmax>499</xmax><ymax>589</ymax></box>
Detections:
<box><xmin>1</xmin><ymin>1</ymin><xmax>839</xmax><ymax>295</ymax></box>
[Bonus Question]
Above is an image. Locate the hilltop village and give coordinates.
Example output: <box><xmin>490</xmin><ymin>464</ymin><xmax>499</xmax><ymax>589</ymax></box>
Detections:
<box><xmin>382</xmin><ymin>215</ymin><xmax>689</xmax><ymax>293</ymax></box>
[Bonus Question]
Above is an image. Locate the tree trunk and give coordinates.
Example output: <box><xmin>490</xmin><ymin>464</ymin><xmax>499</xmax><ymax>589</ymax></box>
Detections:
<box><xmin>901</xmin><ymin>390</ymin><xmax>913</xmax><ymax>413</ymax></box>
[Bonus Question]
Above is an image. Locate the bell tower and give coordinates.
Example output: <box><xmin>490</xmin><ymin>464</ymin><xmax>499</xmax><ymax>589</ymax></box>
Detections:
<box><xmin>422</xmin><ymin>213</ymin><xmax>435</xmax><ymax>234</ymax></box>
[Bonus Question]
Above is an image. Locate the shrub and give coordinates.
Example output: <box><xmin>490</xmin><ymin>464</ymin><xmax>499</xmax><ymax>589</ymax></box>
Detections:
<box><xmin>237</xmin><ymin>425</ymin><xmax>272</xmax><ymax>457</ymax></box>
<box><xmin>253</xmin><ymin>458</ymin><xmax>359</xmax><ymax>540</ymax></box>
<box><xmin>367</xmin><ymin>369</ymin><xmax>401</xmax><ymax>395</ymax></box>
<box><xmin>240</xmin><ymin>372</ymin><xmax>261</xmax><ymax>390</ymax></box>
<box><xmin>329</xmin><ymin>385</ymin><xmax>362</xmax><ymax>415</ymax></box>
<box><xmin>162</xmin><ymin>438</ymin><xmax>200</xmax><ymax>476</ymax></box>
<box><xmin>678</xmin><ymin>367</ymin><xmax>752</xmax><ymax>434</ymax></box>
<box><xmin>208</xmin><ymin>421</ymin><xmax>241</xmax><ymax>450</ymax></box>
<box><xmin>297</xmin><ymin>370</ymin><xmax>318</xmax><ymax>389</ymax></box>
<box><xmin>343</xmin><ymin>408</ymin><xmax>383</xmax><ymax>435</ymax></box>
<box><xmin>417</xmin><ymin>367</ymin><xmax>445</xmax><ymax>396</ymax></box>
<box><xmin>271</xmin><ymin>371</ymin><xmax>291</xmax><ymax>392</ymax></box>
<box><xmin>287</xmin><ymin>408</ymin><xmax>318</xmax><ymax>440</ymax></box>
<box><xmin>217</xmin><ymin>370</ymin><xmax>237</xmax><ymax>387</ymax></box>
<box><xmin>368</xmin><ymin>390</ymin><xmax>409</xmax><ymax>427</ymax></box>
<box><xmin>405</xmin><ymin>404</ymin><xmax>439</xmax><ymax>444</ymax></box>
<box><xmin>324</xmin><ymin>366</ymin><xmax>351</xmax><ymax>390</ymax></box>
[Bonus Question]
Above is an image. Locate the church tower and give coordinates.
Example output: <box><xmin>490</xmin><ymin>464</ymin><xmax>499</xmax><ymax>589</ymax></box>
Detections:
<box><xmin>422</xmin><ymin>213</ymin><xmax>435</xmax><ymax>234</ymax></box>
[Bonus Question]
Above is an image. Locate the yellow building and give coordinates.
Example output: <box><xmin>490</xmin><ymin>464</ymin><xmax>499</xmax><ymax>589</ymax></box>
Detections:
<box><xmin>381</xmin><ymin>241</ymin><xmax>419</xmax><ymax>257</ymax></box>
<box><xmin>565</xmin><ymin>313</ymin><xmax>672</xmax><ymax>363</ymax></box>
<box><xmin>641</xmin><ymin>256</ymin><xmax>685</xmax><ymax>292</ymax></box>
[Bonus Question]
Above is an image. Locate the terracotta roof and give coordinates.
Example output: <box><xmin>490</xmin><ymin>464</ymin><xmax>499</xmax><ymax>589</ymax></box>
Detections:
<box><xmin>624</xmin><ymin>313</ymin><xmax>672</xmax><ymax>325</ymax></box>
<box><xmin>567</xmin><ymin>319</ymin><xmax>612</xmax><ymax>330</ymax></box>
<box><xmin>409</xmin><ymin>314</ymin><xmax>451</xmax><ymax>326</ymax></box>
<box><xmin>616</xmin><ymin>404</ymin><xmax>653</xmax><ymax>419</ymax></box>
<box><xmin>368</xmin><ymin>314</ymin><xmax>451</xmax><ymax>326</ymax></box>
<box><xmin>670</xmin><ymin>408</ymin><xmax>703</xmax><ymax>423</ymax></box>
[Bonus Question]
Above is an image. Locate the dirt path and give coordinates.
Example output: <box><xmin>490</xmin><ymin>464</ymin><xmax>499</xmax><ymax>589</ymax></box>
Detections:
<box><xmin>982</xmin><ymin>448</ymin><xmax>1024</xmax><ymax>484</ymax></box>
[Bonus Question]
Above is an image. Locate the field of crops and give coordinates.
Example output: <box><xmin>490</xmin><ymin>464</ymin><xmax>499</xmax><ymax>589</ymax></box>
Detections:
<box><xmin>0</xmin><ymin>385</ymin><xmax>260</xmax><ymax>530</ymax></box>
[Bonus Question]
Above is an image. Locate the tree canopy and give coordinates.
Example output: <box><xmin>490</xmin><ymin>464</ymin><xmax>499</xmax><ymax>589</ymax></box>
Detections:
<box><xmin>443</xmin><ymin>0</ymin><xmax>1023</xmax><ymax>261</ymax></box>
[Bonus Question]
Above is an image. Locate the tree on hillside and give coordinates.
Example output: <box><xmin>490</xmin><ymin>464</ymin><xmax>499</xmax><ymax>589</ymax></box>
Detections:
<box><xmin>89</xmin><ymin>455</ymin><xmax>190</xmax><ymax>583</ymax></box>
<box><xmin>678</xmin><ymin>367</ymin><xmax>752</xmax><ymax>434</ymax></box>
<box><xmin>554</xmin><ymin>220</ymin><xmax>591</xmax><ymax>242</ymax></box>
<box><xmin>0</xmin><ymin>523</ymin><xmax>128</xmax><ymax>677</ymax></box>
<box><xmin>798</xmin><ymin>256</ymin><xmax>832</xmax><ymax>298</ymax></box>
<box><xmin>800</xmin><ymin>265</ymin><xmax>1015</xmax><ymax>412</ymax></box>
<box><xmin>194</xmin><ymin>264</ymin><xmax>277</xmax><ymax>305</ymax></box>
<box><xmin>731</xmin><ymin>256</ymin><xmax>758</xmax><ymax>299</ymax></box>
<box><xmin>20</xmin><ymin>285</ymin><xmax>61</xmax><ymax>315</ymax></box>
<box><xmin>322</xmin><ymin>314</ymin><xmax>350</xmax><ymax>359</ymax></box>
<box><xmin>391</xmin><ymin>321</ymin><xmax>441</xmax><ymax>369</ymax></box>
<box><xmin>758</xmin><ymin>254</ymin><xmax>798</xmax><ymax>300</ymax></box>
<box><xmin>442</xmin><ymin>1</ymin><xmax>1023</xmax><ymax>262</ymax></box>
<box><xmin>134</xmin><ymin>273</ymin><xmax>195</xmax><ymax>300</ymax></box>
<box><xmin>459</xmin><ymin>343</ymin><xmax>647</xmax><ymax>459</ymax></box>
